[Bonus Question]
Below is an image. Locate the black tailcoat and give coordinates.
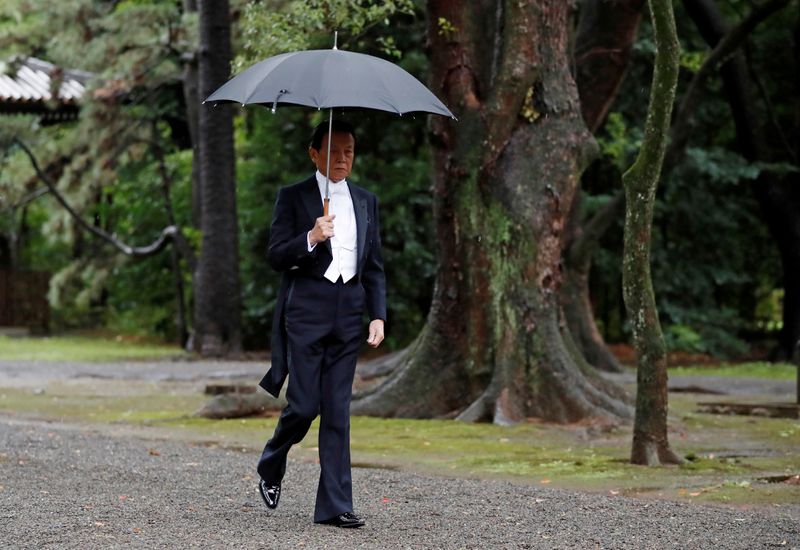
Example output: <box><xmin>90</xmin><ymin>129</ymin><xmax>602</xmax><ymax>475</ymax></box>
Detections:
<box><xmin>259</xmin><ymin>175</ymin><xmax>386</xmax><ymax>397</ymax></box>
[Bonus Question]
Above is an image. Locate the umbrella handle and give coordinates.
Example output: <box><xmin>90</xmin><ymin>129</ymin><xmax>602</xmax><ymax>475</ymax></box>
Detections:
<box><xmin>323</xmin><ymin>198</ymin><xmax>330</xmax><ymax>217</ymax></box>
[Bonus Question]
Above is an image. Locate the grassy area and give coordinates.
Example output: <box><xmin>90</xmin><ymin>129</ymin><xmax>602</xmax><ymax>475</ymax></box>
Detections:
<box><xmin>669</xmin><ymin>361</ymin><xmax>797</xmax><ymax>380</ymax></box>
<box><xmin>0</xmin><ymin>335</ymin><xmax>186</xmax><ymax>362</ymax></box>
<box><xmin>0</xmin><ymin>380</ymin><xmax>797</xmax><ymax>510</ymax></box>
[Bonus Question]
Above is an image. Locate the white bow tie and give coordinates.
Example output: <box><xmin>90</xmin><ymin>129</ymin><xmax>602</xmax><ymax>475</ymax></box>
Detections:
<box><xmin>328</xmin><ymin>182</ymin><xmax>347</xmax><ymax>196</ymax></box>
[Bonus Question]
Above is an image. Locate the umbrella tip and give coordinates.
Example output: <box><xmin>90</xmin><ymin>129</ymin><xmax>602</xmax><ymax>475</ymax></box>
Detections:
<box><xmin>333</xmin><ymin>30</ymin><xmax>338</xmax><ymax>50</ymax></box>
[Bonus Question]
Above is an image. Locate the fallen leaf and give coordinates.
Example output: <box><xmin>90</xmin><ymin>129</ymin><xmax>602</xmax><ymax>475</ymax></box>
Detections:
<box><xmin>148</xmin><ymin>448</ymin><xmax>160</xmax><ymax>456</ymax></box>
<box><xmin>540</xmin><ymin>479</ymin><xmax>551</xmax><ymax>484</ymax></box>
<box><xmin>689</xmin><ymin>492</ymin><xmax>701</xmax><ymax>497</ymax></box>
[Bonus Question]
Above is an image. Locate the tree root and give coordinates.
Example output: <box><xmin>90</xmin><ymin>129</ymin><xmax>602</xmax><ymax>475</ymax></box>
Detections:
<box><xmin>631</xmin><ymin>438</ymin><xmax>684</xmax><ymax>466</ymax></box>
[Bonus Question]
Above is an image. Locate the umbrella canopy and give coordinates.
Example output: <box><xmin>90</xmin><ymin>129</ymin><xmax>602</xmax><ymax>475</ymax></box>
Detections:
<box><xmin>204</xmin><ymin>48</ymin><xmax>455</xmax><ymax>119</ymax></box>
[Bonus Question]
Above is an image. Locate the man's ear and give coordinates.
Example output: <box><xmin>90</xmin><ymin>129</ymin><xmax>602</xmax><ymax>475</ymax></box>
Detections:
<box><xmin>309</xmin><ymin>147</ymin><xmax>318</xmax><ymax>165</ymax></box>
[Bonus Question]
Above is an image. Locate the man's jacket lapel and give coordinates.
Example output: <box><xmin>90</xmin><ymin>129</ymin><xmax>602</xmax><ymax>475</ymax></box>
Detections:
<box><xmin>299</xmin><ymin>176</ymin><xmax>332</xmax><ymax>256</ymax></box>
<box><xmin>354</xmin><ymin>191</ymin><xmax>368</xmax><ymax>267</ymax></box>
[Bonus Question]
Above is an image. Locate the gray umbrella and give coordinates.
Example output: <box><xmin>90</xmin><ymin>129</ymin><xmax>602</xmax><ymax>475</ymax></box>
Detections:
<box><xmin>205</xmin><ymin>34</ymin><xmax>455</xmax><ymax>215</ymax></box>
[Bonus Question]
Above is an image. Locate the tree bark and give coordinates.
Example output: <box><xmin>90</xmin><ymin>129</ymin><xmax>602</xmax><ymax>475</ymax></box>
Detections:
<box><xmin>352</xmin><ymin>0</ymin><xmax>632</xmax><ymax>424</ymax></box>
<box><xmin>193</xmin><ymin>0</ymin><xmax>242</xmax><ymax>355</ymax></box>
<box><xmin>562</xmin><ymin>192</ymin><xmax>626</xmax><ymax>372</ymax></box>
<box><xmin>622</xmin><ymin>0</ymin><xmax>683</xmax><ymax>466</ymax></box>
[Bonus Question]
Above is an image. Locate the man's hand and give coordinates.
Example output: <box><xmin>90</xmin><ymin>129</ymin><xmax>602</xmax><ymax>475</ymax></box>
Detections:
<box><xmin>367</xmin><ymin>319</ymin><xmax>384</xmax><ymax>348</ymax></box>
<box><xmin>309</xmin><ymin>214</ymin><xmax>336</xmax><ymax>245</ymax></box>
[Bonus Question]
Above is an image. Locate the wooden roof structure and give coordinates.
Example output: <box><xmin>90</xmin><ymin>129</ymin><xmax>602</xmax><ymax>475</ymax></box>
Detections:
<box><xmin>0</xmin><ymin>57</ymin><xmax>91</xmax><ymax>123</ymax></box>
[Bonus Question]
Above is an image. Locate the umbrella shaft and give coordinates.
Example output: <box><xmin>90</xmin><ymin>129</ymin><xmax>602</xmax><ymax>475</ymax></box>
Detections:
<box><xmin>324</xmin><ymin>108</ymin><xmax>333</xmax><ymax>206</ymax></box>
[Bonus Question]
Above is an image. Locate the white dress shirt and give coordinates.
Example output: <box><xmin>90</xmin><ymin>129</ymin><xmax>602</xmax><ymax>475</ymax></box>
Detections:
<box><xmin>307</xmin><ymin>171</ymin><xmax>358</xmax><ymax>283</ymax></box>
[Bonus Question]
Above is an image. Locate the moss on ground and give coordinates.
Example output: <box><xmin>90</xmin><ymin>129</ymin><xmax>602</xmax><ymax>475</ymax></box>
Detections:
<box><xmin>0</xmin><ymin>376</ymin><xmax>797</xmax><ymax>511</ymax></box>
<box><xmin>0</xmin><ymin>335</ymin><xmax>186</xmax><ymax>362</ymax></box>
<box><xmin>669</xmin><ymin>361</ymin><xmax>796</xmax><ymax>380</ymax></box>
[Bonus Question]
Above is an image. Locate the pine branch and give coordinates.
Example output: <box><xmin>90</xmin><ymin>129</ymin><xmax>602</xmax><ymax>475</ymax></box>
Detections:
<box><xmin>13</xmin><ymin>137</ymin><xmax>194</xmax><ymax>266</ymax></box>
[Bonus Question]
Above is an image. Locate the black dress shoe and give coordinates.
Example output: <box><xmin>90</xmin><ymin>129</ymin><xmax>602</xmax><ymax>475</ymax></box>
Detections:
<box><xmin>258</xmin><ymin>479</ymin><xmax>281</xmax><ymax>509</ymax></box>
<box><xmin>318</xmin><ymin>512</ymin><xmax>365</xmax><ymax>528</ymax></box>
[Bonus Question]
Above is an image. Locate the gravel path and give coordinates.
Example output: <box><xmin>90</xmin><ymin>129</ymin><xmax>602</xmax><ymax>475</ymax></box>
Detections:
<box><xmin>1</xmin><ymin>415</ymin><xmax>798</xmax><ymax>550</ymax></box>
<box><xmin>1</xmin><ymin>358</ymin><xmax>795</xmax><ymax>397</ymax></box>
<box><xmin>0</xmin><ymin>359</ymin><xmax>265</xmax><ymax>386</ymax></box>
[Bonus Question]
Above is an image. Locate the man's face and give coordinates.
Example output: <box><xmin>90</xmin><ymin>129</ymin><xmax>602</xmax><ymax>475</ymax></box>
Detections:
<box><xmin>309</xmin><ymin>131</ymin><xmax>355</xmax><ymax>183</ymax></box>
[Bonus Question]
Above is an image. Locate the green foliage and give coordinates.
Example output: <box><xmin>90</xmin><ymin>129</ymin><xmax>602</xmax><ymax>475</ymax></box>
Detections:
<box><xmin>0</xmin><ymin>0</ymin><xmax>194</xmax><ymax>338</ymax></box>
<box><xmin>679</xmin><ymin>49</ymin><xmax>705</xmax><ymax>72</ymax></box>
<box><xmin>586</xmin><ymin>1</ymin><xmax>794</xmax><ymax>358</ymax></box>
<box><xmin>664</xmin><ymin>324</ymin><xmax>706</xmax><ymax>354</ymax></box>
<box><xmin>595</xmin><ymin>112</ymin><xmax>641</xmax><ymax>172</ymax></box>
<box><xmin>669</xmin><ymin>361</ymin><xmax>796</xmax><ymax>380</ymax></box>
<box><xmin>232</xmin><ymin>3</ymin><xmax>435</xmax><ymax>349</ymax></box>
<box><xmin>238</xmin><ymin>0</ymin><xmax>417</xmax><ymax>69</ymax></box>
<box><xmin>1</xmin><ymin>0</ymin><xmax>435</xmax><ymax>350</ymax></box>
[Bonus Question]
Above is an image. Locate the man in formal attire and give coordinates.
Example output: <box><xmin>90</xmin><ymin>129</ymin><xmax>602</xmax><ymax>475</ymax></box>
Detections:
<box><xmin>256</xmin><ymin>120</ymin><xmax>386</xmax><ymax>528</ymax></box>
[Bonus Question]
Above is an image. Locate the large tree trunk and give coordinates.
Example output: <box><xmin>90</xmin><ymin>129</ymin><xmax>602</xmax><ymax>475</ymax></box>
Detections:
<box><xmin>622</xmin><ymin>0</ymin><xmax>683</xmax><ymax>466</ymax></box>
<box><xmin>352</xmin><ymin>0</ymin><xmax>632</xmax><ymax>424</ymax></box>
<box><xmin>192</xmin><ymin>0</ymin><xmax>242</xmax><ymax>355</ymax></box>
<box><xmin>562</xmin><ymin>192</ymin><xmax>626</xmax><ymax>372</ymax></box>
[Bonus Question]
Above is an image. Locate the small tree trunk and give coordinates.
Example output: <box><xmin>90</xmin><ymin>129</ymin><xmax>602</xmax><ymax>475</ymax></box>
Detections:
<box><xmin>562</xmin><ymin>192</ymin><xmax>626</xmax><ymax>372</ymax></box>
<box><xmin>622</xmin><ymin>0</ymin><xmax>683</xmax><ymax>466</ymax></box>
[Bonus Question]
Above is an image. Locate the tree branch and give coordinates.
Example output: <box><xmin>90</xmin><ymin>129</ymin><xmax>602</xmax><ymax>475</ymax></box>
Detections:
<box><xmin>570</xmin><ymin>0</ymin><xmax>789</xmax><ymax>301</ymax></box>
<box><xmin>574</xmin><ymin>0</ymin><xmax>646</xmax><ymax>132</ymax></box>
<box><xmin>13</xmin><ymin>137</ymin><xmax>193</xmax><ymax>263</ymax></box>
<box><xmin>567</xmin><ymin>192</ymin><xmax>625</xmax><ymax>270</ymax></box>
<box><xmin>1</xmin><ymin>187</ymin><xmax>50</xmax><ymax>214</ymax></box>
<box><xmin>666</xmin><ymin>0</ymin><xmax>790</xmax><ymax>167</ymax></box>
<box><xmin>483</xmin><ymin>0</ymin><xmax>537</xmax><ymax>160</ymax></box>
